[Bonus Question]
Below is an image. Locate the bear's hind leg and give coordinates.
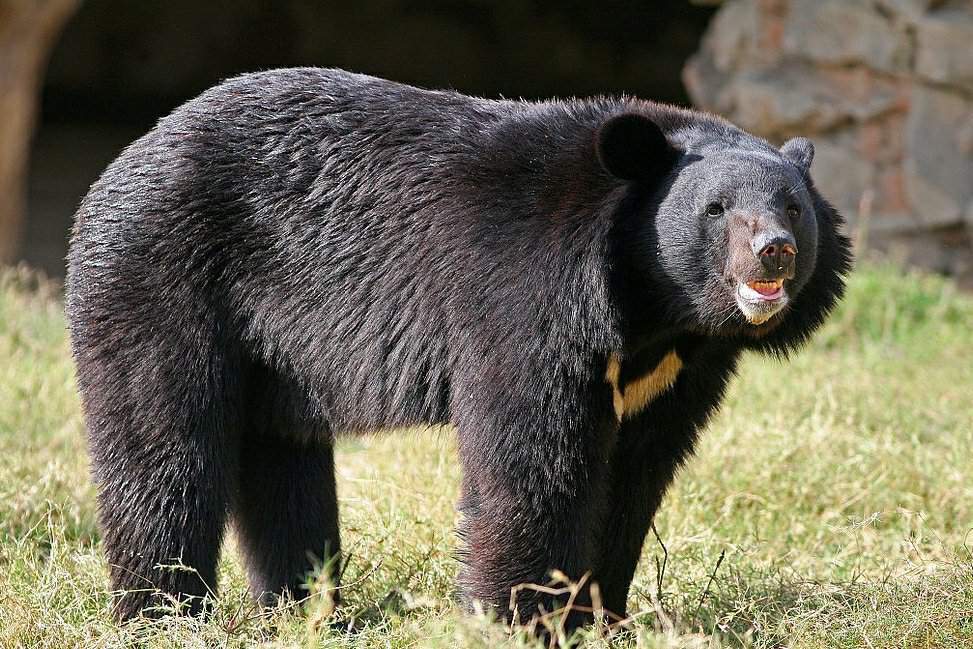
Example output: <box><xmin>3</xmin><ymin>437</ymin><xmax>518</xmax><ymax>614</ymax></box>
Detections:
<box><xmin>82</xmin><ymin>348</ymin><xmax>238</xmax><ymax>621</ymax></box>
<box><xmin>233</xmin><ymin>376</ymin><xmax>340</xmax><ymax>608</ymax></box>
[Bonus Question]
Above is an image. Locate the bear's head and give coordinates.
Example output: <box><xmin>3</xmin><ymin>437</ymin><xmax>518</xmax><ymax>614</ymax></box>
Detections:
<box><xmin>597</xmin><ymin>112</ymin><xmax>852</xmax><ymax>352</ymax></box>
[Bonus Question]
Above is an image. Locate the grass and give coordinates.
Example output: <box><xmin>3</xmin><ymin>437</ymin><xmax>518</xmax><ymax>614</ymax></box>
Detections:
<box><xmin>1</xmin><ymin>261</ymin><xmax>972</xmax><ymax>648</ymax></box>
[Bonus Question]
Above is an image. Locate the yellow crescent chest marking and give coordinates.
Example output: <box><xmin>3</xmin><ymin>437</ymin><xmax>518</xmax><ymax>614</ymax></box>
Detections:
<box><xmin>605</xmin><ymin>350</ymin><xmax>683</xmax><ymax>421</ymax></box>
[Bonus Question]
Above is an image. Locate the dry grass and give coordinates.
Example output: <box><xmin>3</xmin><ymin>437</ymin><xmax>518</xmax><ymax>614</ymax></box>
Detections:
<box><xmin>1</xmin><ymin>262</ymin><xmax>971</xmax><ymax>648</ymax></box>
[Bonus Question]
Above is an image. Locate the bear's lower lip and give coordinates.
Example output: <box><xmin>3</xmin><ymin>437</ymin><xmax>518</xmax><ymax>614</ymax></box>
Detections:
<box><xmin>735</xmin><ymin>281</ymin><xmax>788</xmax><ymax>325</ymax></box>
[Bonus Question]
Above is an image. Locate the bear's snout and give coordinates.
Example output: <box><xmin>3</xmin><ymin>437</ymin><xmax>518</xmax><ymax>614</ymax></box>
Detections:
<box><xmin>753</xmin><ymin>232</ymin><xmax>797</xmax><ymax>279</ymax></box>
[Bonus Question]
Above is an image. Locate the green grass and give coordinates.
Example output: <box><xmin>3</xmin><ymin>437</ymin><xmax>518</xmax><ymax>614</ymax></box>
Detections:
<box><xmin>1</xmin><ymin>262</ymin><xmax>972</xmax><ymax>648</ymax></box>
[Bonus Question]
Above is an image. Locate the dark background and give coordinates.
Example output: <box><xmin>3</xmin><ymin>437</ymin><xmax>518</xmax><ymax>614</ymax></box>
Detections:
<box><xmin>26</xmin><ymin>0</ymin><xmax>715</xmax><ymax>277</ymax></box>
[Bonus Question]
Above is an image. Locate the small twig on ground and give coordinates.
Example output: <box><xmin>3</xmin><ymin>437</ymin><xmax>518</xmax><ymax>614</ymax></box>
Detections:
<box><xmin>692</xmin><ymin>548</ymin><xmax>726</xmax><ymax>627</ymax></box>
<box><xmin>650</xmin><ymin>523</ymin><xmax>673</xmax><ymax>633</ymax></box>
<box><xmin>651</xmin><ymin>523</ymin><xmax>668</xmax><ymax>601</ymax></box>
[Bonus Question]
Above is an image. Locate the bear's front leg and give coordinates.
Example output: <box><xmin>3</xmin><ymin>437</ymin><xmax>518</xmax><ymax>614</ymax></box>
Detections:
<box><xmin>595</xmin><ymin>353</ymin><xmax>738</xmax><ymax>617</ymax></box>
<box><xmin>452</xmin><ymin>373</ymin><xmax>616</xmax><ymax>634</ymax></box>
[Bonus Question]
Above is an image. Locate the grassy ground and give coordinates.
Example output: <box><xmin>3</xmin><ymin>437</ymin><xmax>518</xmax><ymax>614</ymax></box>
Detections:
<box><xmin>1</xmin><ymin>263</ymin><xmax>971</xmax><ymax>648</ymax></box>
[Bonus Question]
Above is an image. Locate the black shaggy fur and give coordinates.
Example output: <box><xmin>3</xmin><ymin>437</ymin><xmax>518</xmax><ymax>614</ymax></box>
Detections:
<box><xmin>66</xmin><ymin>68</ymin><xmax>851</xmax><ymax>628</ymax></box>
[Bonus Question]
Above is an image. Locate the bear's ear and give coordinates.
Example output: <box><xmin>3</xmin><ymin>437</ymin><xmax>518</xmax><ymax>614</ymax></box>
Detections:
<box><xmin>596</xmin><ymin>113</ymin><xmax>675</xmax><ymax>183</ymax></box>
<box><xmin>781</xmin><ymin>137</ymin><xmax>815</xmax><ymax>174</ymax></box>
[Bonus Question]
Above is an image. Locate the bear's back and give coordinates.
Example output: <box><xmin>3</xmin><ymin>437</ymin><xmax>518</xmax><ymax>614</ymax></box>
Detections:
<box><xmin>67</xmin><ymin>69</ymin><xmax>535</xmax><ymax>432</ymax></box>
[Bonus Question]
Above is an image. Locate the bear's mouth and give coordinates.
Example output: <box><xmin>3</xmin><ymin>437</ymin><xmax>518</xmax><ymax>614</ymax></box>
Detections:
<box><xmin>742</xmin><ymin>279</ymin><xmax>784</xmax><ymax>301</ymax></box>
<box><xmin>735</xmin><ymin>279</ymin><xmax>788</xmax><ymax>325</ymax></box>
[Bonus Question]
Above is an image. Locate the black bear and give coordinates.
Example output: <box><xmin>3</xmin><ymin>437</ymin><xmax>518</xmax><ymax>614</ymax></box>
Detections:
<box><xmin>66</xmin><ymin>68</ymin><xmax>851</xmax><ymax>628</ymax></box>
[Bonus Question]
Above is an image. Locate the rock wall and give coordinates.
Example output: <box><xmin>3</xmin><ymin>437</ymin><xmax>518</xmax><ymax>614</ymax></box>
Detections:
<box><xmin>684</xmin><ymin>0</ymin><xmax>973</xmax><ymax>285</ymax></box>
<box><xmin>42</xmin><ymin>1</ymin><xmax>714</xmax><ymax>123</ymax></box>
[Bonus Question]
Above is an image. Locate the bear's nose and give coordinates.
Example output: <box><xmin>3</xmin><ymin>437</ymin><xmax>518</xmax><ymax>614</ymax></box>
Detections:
<box><xmin>754</xmin><ymin>232</ymin><xmax>797</xmax><ymax>277</ymax></box>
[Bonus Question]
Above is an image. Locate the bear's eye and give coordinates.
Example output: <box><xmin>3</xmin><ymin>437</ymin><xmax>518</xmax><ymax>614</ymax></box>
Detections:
<box><xmin>705</xmin><ymin>202</ymin><xmax>724</xmax><ymax>217</ymax></box>
<box><xmin>786</xmin><ymin>204</ymin><xmax>801</xmax><ymax>219</ymax></box>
